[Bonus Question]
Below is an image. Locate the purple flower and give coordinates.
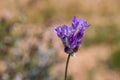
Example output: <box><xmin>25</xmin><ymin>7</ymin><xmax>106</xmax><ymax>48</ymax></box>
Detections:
<box><xmin>54</xmin><ymin>16</ymin><xmax>90</xmax><ymax>55</ymax></box>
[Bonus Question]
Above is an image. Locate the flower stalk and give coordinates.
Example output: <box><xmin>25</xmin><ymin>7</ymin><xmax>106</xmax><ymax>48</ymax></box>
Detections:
<box><xmin>64</xmin><ymin>54</ymin><xmax>71</xmax><ymax>80</ymax></box>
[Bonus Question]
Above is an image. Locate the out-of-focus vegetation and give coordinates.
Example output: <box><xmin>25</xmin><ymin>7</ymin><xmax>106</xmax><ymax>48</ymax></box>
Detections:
<box><xmin>83</xmin><ymin>24</ymin><xmax>120</xmax><ymax>47</ymax></box>
<box><xmin>107</xmin><ymin>48</ymin><xmax>120</xmax><ymax>70</ymax></box>
<box><xmin>0</xmin><ymin>0</ymin><xmax>120</xmax><ymax>80</ymax></box>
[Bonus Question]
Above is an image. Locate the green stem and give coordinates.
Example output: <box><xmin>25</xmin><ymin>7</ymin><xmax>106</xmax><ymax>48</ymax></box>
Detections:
<box><xmin>64</xmin><ymin>54</ymin><xmax>71</xmax><ymax>80</ymax></box>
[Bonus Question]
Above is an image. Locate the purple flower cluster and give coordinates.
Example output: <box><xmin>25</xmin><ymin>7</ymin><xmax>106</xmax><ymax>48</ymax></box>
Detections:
<box><xmin>54</xmin><ymin>16</ymin><xmax>89</xmax><ymax>55</ymax></box>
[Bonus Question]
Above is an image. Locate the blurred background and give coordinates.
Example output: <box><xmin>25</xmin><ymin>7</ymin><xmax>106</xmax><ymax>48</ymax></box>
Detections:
<box><xmin>0</xmin><ymin>0</ymin><xmax>120</xmax><ymax>80</ymax></box>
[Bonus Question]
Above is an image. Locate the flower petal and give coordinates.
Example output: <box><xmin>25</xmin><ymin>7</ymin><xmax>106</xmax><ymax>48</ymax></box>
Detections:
<box><xmin>64</xmin><ymin>46</ymin><xmax>73</xmax><ymax>54</ymax></box>
<box><xmin>79</xmin><ymin>19</ymin><xmax>90</xmax><ymax>31</ymax></box>
<box><xmin>69</xmin><ymin>27</ymin><xmax>76</xmax><ymax>37</ymax></box>
<box><xmin>54</xmin><ymin>26</ymin><xmax>63</xmax><ymax>37</ymax></box>
<box><xmin>72</xmin><ymin>16</ymin><xmax>79</xmax><ymax>29</ymax></box>
<box><xmin>61</xmin><ymin>25</ymin><xmax>69</xmax><ymax>37</ymax></box>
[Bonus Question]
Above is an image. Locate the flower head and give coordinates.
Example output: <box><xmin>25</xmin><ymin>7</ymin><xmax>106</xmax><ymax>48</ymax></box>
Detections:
<box><xmin>54</xmin><ymin>16</ymin><xmax>90</xmax><ymax>55</ymax></box>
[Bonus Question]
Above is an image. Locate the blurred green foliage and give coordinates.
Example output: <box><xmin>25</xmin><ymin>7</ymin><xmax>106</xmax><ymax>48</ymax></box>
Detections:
<box><xmin>83</xmin><ymin>24</ymin><xmax>120</xmax><ymax>47</ymax></box>
<box><xmin>0</xmin><ymin>18</ymin><xmax>14</xmax><ymax>58</ymax></box>
<box><xmin>107</xmin><ymin>48</ymin><xmax>120</xmax><ymax>70</ymax></box>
